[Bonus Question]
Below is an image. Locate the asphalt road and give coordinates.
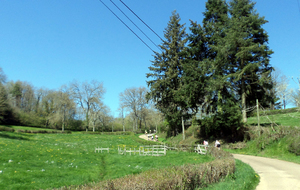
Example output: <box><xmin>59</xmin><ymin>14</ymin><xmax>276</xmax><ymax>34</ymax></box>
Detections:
<box><xmin>233</xmin><ymin>154</ymin><xmax>300</xmax><ymax>190</ymax></box>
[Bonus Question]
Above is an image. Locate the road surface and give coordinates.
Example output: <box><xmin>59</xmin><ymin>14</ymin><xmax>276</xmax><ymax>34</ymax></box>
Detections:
<box><xmin>233</xmin><ymin>154</ymin><xmax>300</xmax><ymax>190</ymax></box>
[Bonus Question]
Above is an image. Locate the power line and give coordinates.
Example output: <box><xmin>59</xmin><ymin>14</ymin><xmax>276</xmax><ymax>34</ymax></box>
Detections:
<box><xmin>119</xmin><ymin>0</ymin><xmax>164</xmax><ymax>42</ymax></box>
<box><xmin>109</xmin><ymin>0</ymin><xmax>161</xmax><ymax>51</ymax></box>
<box><xmin>98</xmin><ymin>0</ymin><xmax>155</xmax><ymax>52</ymax></box>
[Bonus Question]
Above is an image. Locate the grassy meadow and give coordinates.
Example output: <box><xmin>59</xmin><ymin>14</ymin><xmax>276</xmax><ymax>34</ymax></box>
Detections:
<box><xmin>0</xmin><ymin>129</ymin><xmax>213</xmax><ymax>190</ymax></box>
<box><xmin>247</xmin><ymin>110</ymin><xmax>300</xmax><ymax>127</ymax></box>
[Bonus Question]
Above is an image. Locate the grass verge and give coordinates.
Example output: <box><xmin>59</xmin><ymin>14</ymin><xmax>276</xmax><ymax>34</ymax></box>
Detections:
<box><xmin>203</xmin><ymin>159</ymin><xmax>259</xmax><ymax>190</ymax></box>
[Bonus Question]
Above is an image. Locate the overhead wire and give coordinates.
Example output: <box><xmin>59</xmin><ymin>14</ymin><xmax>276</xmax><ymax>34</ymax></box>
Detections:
<box><xmin>98</xmin><ymin>0</ymin><xmax>155</xmax><ymax>52</ymax></box>
<box><xmin>119</xmin><ymin>0</ymin><xmax>164</xmax><ymax>42</ymax></box>
<box><xmin>109</xmin><ymin>0</ymin><xmax>161</xmax><ymax>51</ymax></box>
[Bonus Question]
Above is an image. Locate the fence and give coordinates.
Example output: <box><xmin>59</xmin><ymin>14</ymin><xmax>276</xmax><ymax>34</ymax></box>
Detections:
<box><xmin>194</xmin><ymin>144</ymin><xmax>207</xmax><ymax>155</ymax></box>
<box><xmin>118</xmin><ymin>145</ymin><xmax>167</xmax><ymax>156</ymax></box>
<box><xmin>95</xmin><ymin>147</ymin><xmax>109</xmax><ymax>153</ymax></box>
<box><xmin>140</xmin><ymin>145</ymin><xmax>166</xmax><ymax>156</ymax></box>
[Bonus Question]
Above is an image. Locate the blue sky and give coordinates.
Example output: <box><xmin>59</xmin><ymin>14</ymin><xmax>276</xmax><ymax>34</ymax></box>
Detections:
<box><xmin>1</xmin><ymin>0</ymin><xmax>299</xmax><ymax>116</ymax></box>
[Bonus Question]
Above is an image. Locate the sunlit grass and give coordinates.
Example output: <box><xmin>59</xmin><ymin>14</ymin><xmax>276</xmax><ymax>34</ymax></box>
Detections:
<box><xmin>0</xmin><ymin>131</ymin><xmax>213</xmax><ymax>190</ymax></box>
<box><xmin>247</xmin><ymin>111</ymin><xmax>300</xmax><ymax>127</ymax></box>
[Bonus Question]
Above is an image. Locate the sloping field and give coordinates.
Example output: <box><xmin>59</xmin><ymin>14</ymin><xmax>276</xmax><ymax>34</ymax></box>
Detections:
<box><xmin>247</xmin><ymin>110</ymin><xmax>300</xmax><ymax>127</ymax></box>
<box><xmin>0</xmin><ymin>130</ymin><xmax>213</xmax><ymax>190</ymax></box>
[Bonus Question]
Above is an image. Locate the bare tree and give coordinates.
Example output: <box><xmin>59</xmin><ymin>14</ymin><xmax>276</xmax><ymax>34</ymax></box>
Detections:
<box><xmin>70</xmin><ymin>80</ymin><xmax>105</xmax><ymax>132</ymax></box>
<box><xmin>119</xmin><ymin>86</ymin><xmax>148</xmax><ymax>131</ymax></box>
<box><xmin>98</xmin><ymin>105</ymin><xmax>111</xmax><ymax>132</ymax></box>
<box><xmin>58</xmin><ymin>85</ymin><xmax>76</xmax><ymax>131</ymax></box>
<box><xmin>118</xmin><ymin>104</ymin><xmax>126</xmax><ymax>132</ymax></box>
<box><xmin>291</xmin><ymin>76</ymin><xmax>300</xmax><ymax>107</ymax></box>
<box><xmin>89</xmin><ymin>102</ymin><xmax>106</xmax><ymax>132</ymax></box>
<box><xmin>276</xmin><ymin>75</ymin><xmax>293</xmax><ymax>109</ymax></box>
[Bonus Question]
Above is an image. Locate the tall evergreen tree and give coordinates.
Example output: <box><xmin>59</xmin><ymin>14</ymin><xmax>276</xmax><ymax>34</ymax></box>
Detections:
<box><xmin>202</xmin><ymin>0</ymin><xmax>232</xmax><ymax>114</ymax></box>
<box><xmin>146</xmin><ymin>11</ymin><xmax>188</xmax><ymax>136</ymax></box>
<box><xmin>226</xmin><ymin>0</ymin><xmax>274</xmax><ymax>122</ymax></box>
<box><xmin>185</xmin><ymin>21</ymin><xmax>210</xmax><ymax>116</ymax></box>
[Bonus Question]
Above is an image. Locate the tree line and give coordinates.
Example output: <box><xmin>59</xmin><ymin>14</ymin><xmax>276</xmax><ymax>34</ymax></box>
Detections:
<box><xmin>0</xmin><ymin>67</ymin><xmax>164</xmax><ymax>132</ymax></box>
<box><xmin>146</xmin><ymin>0</ymin><xmax>299</xmax><ymax>139</ymax></box>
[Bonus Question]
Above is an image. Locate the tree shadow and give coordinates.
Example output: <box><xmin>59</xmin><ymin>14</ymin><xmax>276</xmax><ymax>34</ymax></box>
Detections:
<box><xmin>248</xmin><ymin>122</ymin><xmax>281</xmax><ymax>127</ymax></box>
<box><xmin>0</xmin><ymin>133</ymin><xmax>30</xmax><ymax>141</ymax></box>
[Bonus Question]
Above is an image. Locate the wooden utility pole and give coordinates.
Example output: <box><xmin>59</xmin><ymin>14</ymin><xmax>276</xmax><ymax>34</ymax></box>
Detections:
<box><xmin>256</xmin><ymin>99</ymin><xmax>261</xmax><ymax>136</ymax></box>
<box><xmin>182</xmin><ymin>116</ymin><xmax>185</xmax><ymax>140</ymax></box>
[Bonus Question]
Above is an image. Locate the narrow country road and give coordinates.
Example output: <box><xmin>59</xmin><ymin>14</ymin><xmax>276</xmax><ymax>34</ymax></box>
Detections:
<box><xmin>233</xmin><ymin>154</ymin><xmax>300</xmax><ymax>190</ymax></box>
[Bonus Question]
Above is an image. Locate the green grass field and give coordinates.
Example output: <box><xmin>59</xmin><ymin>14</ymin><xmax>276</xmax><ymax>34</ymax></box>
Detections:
<box><xmin>247</xmin><ymin>111</ymin><xmax>300</xmax><ymax>127</ymax></box>
<box><xmin>0</xmin><ymin>130</ymin><xmax>213</xmax><ymax>190</ymax></box>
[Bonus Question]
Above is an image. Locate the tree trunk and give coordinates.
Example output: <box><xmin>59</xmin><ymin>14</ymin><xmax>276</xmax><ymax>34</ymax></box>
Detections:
<box><xmin>241</xmin><ymin>60</ymin><xmax>247</xmax><ymax>123</ymax></box>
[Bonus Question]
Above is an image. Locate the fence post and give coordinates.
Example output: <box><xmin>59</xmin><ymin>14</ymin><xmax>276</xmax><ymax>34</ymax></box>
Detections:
<box><xmin>257</xmin><ymin>99</ymin><xmax>261</xmax><ymax>137</ymax></box>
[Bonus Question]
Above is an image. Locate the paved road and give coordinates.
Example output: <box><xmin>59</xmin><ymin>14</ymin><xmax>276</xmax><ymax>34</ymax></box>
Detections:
<box><xmin>233</xmin><ymin>154</ymin><xmax>300</xmax><ymax>190</ymax></box>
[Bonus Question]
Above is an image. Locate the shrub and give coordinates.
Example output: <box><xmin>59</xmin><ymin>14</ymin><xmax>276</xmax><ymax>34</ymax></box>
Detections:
<box><xmin>0</xmin><ymin>126</ymin><xmax>15</xmax><ymax>132</ymax></box>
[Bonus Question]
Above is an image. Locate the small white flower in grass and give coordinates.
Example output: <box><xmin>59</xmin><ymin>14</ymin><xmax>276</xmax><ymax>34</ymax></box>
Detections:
<box><xmin>0</xmin><ymin>170</ymin><xmax>2</xmax><ymax>174</ymax></box>
<box><xmin>41</xmin><ymin>169</ymin><xmax>45</xmax><ymax>172</ymax></box>
<box><xmin>18</xmin><ymin>162</ymin><xmax>20</xmax><ymax>164</ymax></box>
<box><xmin>76</xmin><ymin>166</ymin><xmax>77</xmax><ymax>169</ymax></box>
<box><xmin>51</xmin><ymin>161</ymin><xmax>54</xmax><ymax>164</ymax></box>
<box><xmin>8</xmin><ymin>160</ymin><xmax>13</xmax><ymax>163</ymax></box>
<box><xmin>128</xmin><ymin>165</ymin><xmax>130</xmax><ymax>167</ymax></box>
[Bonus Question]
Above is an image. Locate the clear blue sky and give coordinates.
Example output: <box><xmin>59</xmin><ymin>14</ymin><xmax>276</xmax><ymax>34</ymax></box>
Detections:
<box><xmin>1</xmin><ymin>0</ymin><xmax>299</xmax><ymax>116</ymax></box>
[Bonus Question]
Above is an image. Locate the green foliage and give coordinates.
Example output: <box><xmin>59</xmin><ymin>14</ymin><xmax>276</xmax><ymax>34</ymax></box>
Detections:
<box><xmin>0</xmin><ymin>83</ymin><xmax>17</xmax><ymax>125</ymax></box>
<box><xmin>146</xmin><ymin>11</ymin><xmax>190</xmax><ymax>136</ymax></box>
<box><xmin>198</xmin><ymin>101</ymin><xmax>245</xmax><ymax>142</ymax></box>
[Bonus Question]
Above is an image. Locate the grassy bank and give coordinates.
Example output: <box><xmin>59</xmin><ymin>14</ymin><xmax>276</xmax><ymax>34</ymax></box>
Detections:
<box><xmin>225</xmin><ymin>108</ymin><xmax>300</xmax><ymax>164</ymax></box>
<box><xmin>204</xmin><ymin>159</ymin><xmax>259</xmax><ymax>190</ymax></box>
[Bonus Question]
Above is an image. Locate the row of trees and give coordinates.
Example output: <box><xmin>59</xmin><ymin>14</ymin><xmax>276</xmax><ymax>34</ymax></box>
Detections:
<box><xmin>0</xmin><ymin>67</ymin><xmax>165</xmax><ymax>132</ymax></box>
<box><xmin>146</xmin><ymin>0</ymin><xmax>298</xmax><ymax>139</ymax></box>
<box><xmin>0</xmin><ymin>67</ymin><xmax>111</xmax><ymax>131</ymax></box>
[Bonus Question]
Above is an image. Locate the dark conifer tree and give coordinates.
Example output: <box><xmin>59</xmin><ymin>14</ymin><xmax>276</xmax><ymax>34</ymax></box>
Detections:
<box><xmin>226</xmin><ymin>0</ymin><xmax>274</xmax><ymax>122</ymax></box>
<box><xmin>202</xmin><ymin>0</ymin><xmax>232</xmax><ymax>114</ymax></box>
<box><xmin>146</xmin><ymin>11</ymin><xmax>188</xmax><ymax>136</ymax></box>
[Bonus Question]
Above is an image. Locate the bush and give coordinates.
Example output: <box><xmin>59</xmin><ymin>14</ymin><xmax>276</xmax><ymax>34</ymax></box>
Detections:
<box><xmin>288</xmin><ymin>135</ymin><xmax>300</xmax><ymax>155</ymax></box>
<box><xmin>0</xmin><ymin>126</ymin><xmax>15</xmax><ymax>132</ymax></box>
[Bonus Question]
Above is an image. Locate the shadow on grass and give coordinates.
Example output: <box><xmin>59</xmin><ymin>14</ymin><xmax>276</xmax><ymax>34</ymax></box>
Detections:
<box><xmin>248</xmin><ymin>122</ymin><xmax>281</xmax><ymax>127</ymax></box>
<box><xmin>0</xmin><ymin>133</ymin><xmax>30</xmax><ymax>141</ymax></box>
